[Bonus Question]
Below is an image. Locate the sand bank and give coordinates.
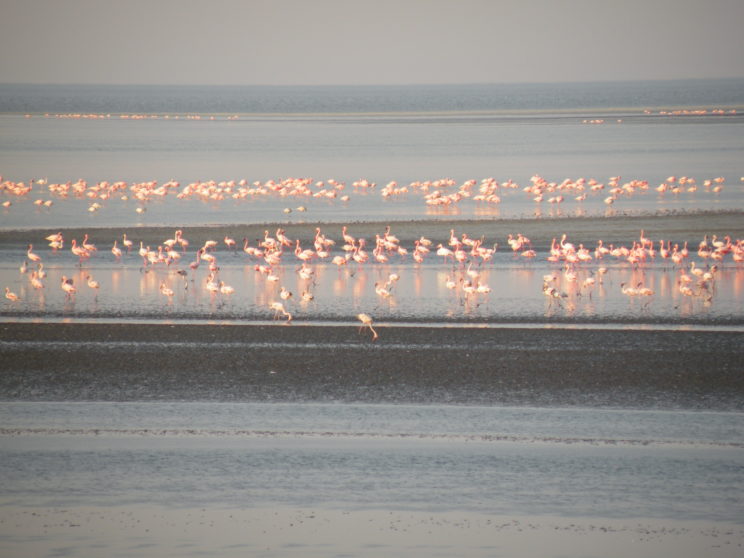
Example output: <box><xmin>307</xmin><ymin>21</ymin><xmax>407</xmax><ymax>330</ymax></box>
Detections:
<box><xmin>1</xmin><ymin>504</ymin><xmax>742</xmax><ymax>558</ymax></box>
<box><xmin>1</xmin><ymin>211</ymin><xmax>743</xmax><ymax>250</ymax></box>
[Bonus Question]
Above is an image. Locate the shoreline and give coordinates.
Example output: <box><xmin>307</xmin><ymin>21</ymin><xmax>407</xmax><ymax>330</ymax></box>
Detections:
<box><xmin>3</xmin><ymin>314</ymin><xmax>744</xmax><ymax>329</ymax></box>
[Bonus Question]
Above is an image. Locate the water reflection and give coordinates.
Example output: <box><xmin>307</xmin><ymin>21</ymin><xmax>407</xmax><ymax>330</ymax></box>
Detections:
<box><xmin>2</xmin><ymin>246</ymin><xmax>744</xmax><ymax>323</ymax></box>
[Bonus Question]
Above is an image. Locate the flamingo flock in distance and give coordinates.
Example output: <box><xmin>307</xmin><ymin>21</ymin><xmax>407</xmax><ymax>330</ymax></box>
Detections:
<box><xmin>0</xmin><ymin>173</ymin><xmax>740</xmax><ymax>215</ymax></box>
<box><xmin>23</xmin><ymin>107</ymin><xmax>738</xmax><ymax>121</ymax></box>
<box><xmin>4</xmin><ymin>222</ymin><xmax>744</xmax><ymax>340</ymax></box>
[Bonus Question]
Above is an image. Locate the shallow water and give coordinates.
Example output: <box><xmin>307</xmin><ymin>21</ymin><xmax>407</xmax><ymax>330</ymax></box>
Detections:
<box><xmin>1</xmin><ymin>235</ymin><xmax>742</xmax><ymax>324</ymax></box>
<box><xmin>1</xmin><ymin>111</ymin><xmax>743</xmax><ymax>229</ymax></box>
<box><xmin>1</xmin><ymin>402</ymin><xmax>743</xmax><ymax>523</ymax></box>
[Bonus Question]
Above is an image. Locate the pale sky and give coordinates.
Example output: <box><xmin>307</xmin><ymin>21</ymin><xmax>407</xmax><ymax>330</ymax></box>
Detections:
<box><xmin>1</xmin><ymin>0</ymin><xmax>743</xmax><ymax>85</ymax></box>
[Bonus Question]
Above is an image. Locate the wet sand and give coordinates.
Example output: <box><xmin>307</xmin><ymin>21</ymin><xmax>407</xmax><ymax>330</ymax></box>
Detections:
<box><xmin>1</xmin><ymin>504</ymin><xmax>742</xmax><ymax>558</ymax></box>
<box><xmin>2</xmin><ymin>322</ymin><xmax>743</xmax><ymax>408</ymax></box>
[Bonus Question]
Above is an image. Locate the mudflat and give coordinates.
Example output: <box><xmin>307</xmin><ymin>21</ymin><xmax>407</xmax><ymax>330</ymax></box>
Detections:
<box><xmin>2</xmin><ymin>322</ymin><xmax>742</xmax><ymax>408</ymax></box>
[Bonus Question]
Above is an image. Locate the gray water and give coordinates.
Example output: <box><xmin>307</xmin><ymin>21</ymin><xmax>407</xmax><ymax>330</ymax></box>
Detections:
<box><xmin>3</xmin><ymin>80</ymin><xmax>744</xmax><ymax>114</ymax></box>
<box><xmin>2</xmin><ymin>402</ymin><xmax>743</xmax><ymax>522</ymax></box>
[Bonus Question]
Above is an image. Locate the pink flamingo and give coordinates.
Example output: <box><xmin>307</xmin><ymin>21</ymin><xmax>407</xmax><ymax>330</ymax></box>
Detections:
<box><xmin>357</xmin><ymin>313</ymin><xmax>378</xmax><ymax>340</ymax></box>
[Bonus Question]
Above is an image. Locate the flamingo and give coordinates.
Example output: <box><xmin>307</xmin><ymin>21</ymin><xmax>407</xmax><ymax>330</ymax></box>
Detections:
<box><xmin>301</xmin><ymin>289</ymin><xmax>314</xmax><ymax>303</ymax></box>
<box><xmin>352</xmin><ymin>240</ymin><xmax>368</xmax><ymax>264</ymax></box>
<box><xmin>542</xmin><ymin>283</ymin><xmax>567</xmax><ymax>307</ymax></box>
<box><xmin>297</xmin><ymin>264</ymin><xmax>314</xmax><ymax>281</ymax></box>
<box><xmin>357</xmin><ymin>313</ymin><xmax>378</xmax><ymax>340</ymax></box>
<box><xmin>122</xmin><ymin>233</ymin><xmax>133</xmax><ymax>253</ymax></box>
<box><xmin>436</xmin><ymin>244</ymin><xmax>454</xmax><ymax>262</ymax></box>
<box><xmin>276</xmin><ymin>228</ymin><xmax>292</xmax><ymax>247</ymax></box>
<box><xmin>342</xmin><ymin>225</ymin><xmax>356</xmax><ymax>245</ymax></box>
<box><xmin>332</xmin><ymin>254</ymin><xmax>348</xmax><ymax>267</ymax></box>
<box><xmin>189</xmin><ymin>248</ymin><xmax>203</xmax><ymax>271</ymax></box>
<box><xmin>260</xmin><ymin>231</ymin><xmax>277</xmax><ymax>250</ymax></box>
<box><xmin>203</xmin><ymin>239</ymin><xmax>218</xmax><ymax>252</ymax></box>
<box><xmin>159</xmin><ymin>281</ymin><xmax>174</xmax><ymax>298</ymax></box>
<box><xmin>383</xmin><ymin>225</ymin><xmax>399</xmax><ymax>246</ymax></box>
<box><xmin>138</xmin><ymin>241</ymin><xmax>148</xmax><ymax>264</ymax></box>
<box><xmin>26</xmin><ymin>244</ymin><xmax>41</xmax><ymax>263</ymax></box>
<box><xmin>46</xmin><ymin>232</ymin><xmax>63</xmax><ymax>245</ymax></box>
<box><xmin>70</xmin><ymin>239</ymin><xmax>90</xmax><ymax>265</ymax></box>
<box><xmin>60</xmin><ymin>276</ymin><xmax>76</xmax><ymax>298</ymax></box>
<box><xmin>476</xmin><ymin>281</ymin><xmax>491</xmax><ymax>294</ymax></box>
<box><xmin>205</xmin><ymin>274</ymin><xmax>220</xmax><ymax>293</ymax></box>
<box><xmin>175</xmin><ymin>230</ymin><xmax>189</xmax><ymax>252</ymax></box>
<box><xmin>295</xmin><ymin>239</ymin><xmax>315</xmax><ymax>262</ymax></box>
<box><xmin>461</xmin><ymin>279</ymin><xmax>477</xmax><ymax>297</ymax></box>
<box><xmin>219</xmin><ymin>281</ymin><xmax>235</xmax><ymax>295</ymax></box>
<box><xmin>374</xmin><ymin>282</ymin><xmax>392</xmax><ymax>298</ymax></box>
<box><xmin>414</xmin><ymin>240</ymin><xmax>430</xmax><ymax>255</ymax></box>
<box><xmin>678</xmin><ymin>281</ymin><xmax>695</xmax><ymax>297</ymax></box>
<box><xmin>4</xmin><ymin>287</ymin><xmax>19</xmax><ymax>302</ymax></box>
<box><xmin>163</xmin><ymin>234</ymin><xmax>178</xmax><ymax>250</ymax></box>
<box><xmin>48</xmin><ymin>235</ymin><xmax>64</xmax><ymax>252</ymax></box>
<box><xmin>270</xmin><ymin>301</ymin><xmax>292</xmax><ymax>322</ymax></box>
<box><xmin>637</xmin><ymin>284</ymin><xmax>654</xmax><ymax>296</ymax></box>
<box><xmin>85</xmin><ymin>274</ymin><xmax>100</xmax><ymax>291</ymax></box>
<box><xmin>29</xmin><ymin>271</ymin><xmax>44</xmax><ymax>290</ymax></box>
<box><xmin>620</xmin><ymin>282</ymin><xmax>636</xmax><ymax>296</ymax></box>
<box><xmin>111</xmin><ymin>240</ymin><xmax>122</xmax><ymax>261</ymax></box>
<box><xmin>81</xmin><ymin>233</ymin><xmax>97</xmax><ymax>252</ymax></box>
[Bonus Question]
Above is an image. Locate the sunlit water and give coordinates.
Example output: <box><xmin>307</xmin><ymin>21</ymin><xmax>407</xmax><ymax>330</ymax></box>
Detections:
<box><xmin>1</xmin><ymin>248</ymin><xmax>743</xmax><ymax>324</ymax></box>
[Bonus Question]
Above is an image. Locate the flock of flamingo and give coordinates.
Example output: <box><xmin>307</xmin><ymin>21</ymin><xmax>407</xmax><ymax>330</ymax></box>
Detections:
<box><xmin>0</xmin><ymin>173</ymin><xmax>737</xmax><ymax>214</ymax></box>
<box><xmin>4</xmin><ymin>221</ymin><xmax>743</xmax><ymax>339</ymax></box>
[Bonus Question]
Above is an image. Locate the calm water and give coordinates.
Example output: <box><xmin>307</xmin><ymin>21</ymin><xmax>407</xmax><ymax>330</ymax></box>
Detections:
<box><xmin>3</xmin><ymin>80</ymin><xmax>744</xmax><ymax>114</ymax></box>
<box><xmin>1</xmin><ymin>82</ymin><xmax>743</xmax><ymax>532</ymax></box>
<box><xmin>2</xmin><ymin>402</ymin><xmax>743</xmax><ymax>523</ymax></box>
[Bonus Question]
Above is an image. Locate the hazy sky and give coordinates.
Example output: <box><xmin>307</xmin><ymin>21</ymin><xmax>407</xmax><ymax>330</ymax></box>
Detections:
<box><xmin>2</xmin><ymin>0</ymin><xmax>743</xmax><ymax>85</ymax></box>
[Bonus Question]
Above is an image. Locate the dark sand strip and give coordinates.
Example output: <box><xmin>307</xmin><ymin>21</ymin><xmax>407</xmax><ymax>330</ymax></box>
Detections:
<box><xmin>2</xmin><ymin>322</ymin><xmax>742</xmax><ymax>408</ymax></box>
<box><xmin>1</xmin><ymin>211</ymin><xmax>743</xmax><ymax>249</ymax></box>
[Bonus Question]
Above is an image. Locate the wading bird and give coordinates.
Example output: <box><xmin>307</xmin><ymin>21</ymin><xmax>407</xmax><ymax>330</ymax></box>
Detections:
<box><xmin>357</xmin><ymin>313</ymin><xmax>378</xmax><ymax>340</ymax></box>
<box><xmin>270</xmin><ymin>301</ymin><xmax>292</xmax><ymax>322</ymax></box>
